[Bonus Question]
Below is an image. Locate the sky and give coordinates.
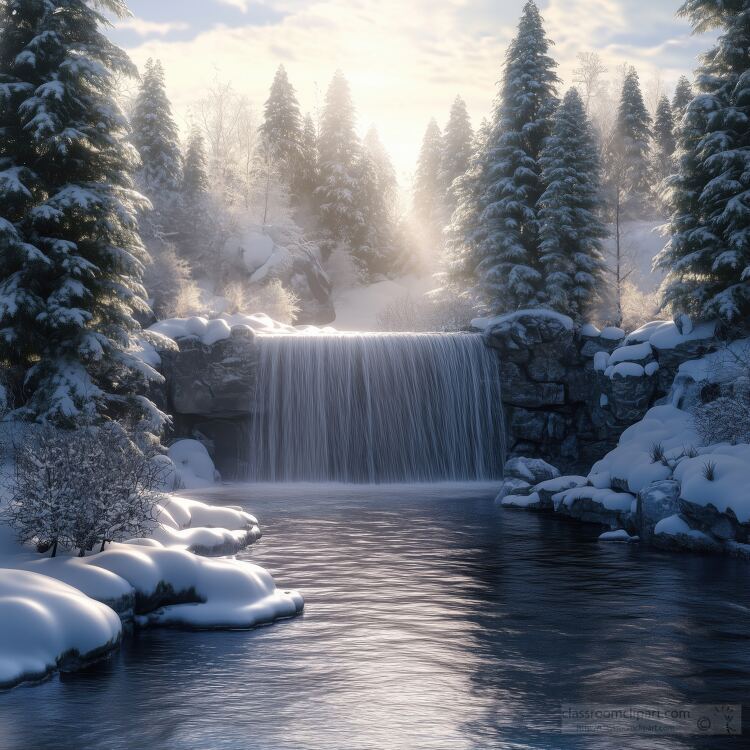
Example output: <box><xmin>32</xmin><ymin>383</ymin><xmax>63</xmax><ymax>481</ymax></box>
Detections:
<box><xmin>110</xmin><ymin>0</ymin><xmax>714</xmax><ymax>181</ymax></box>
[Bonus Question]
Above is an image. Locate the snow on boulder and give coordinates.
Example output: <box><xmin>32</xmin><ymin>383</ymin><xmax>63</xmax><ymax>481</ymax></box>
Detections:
<box><xmin>600</xmin><ymin>326</ymin><xmax>625</xmax><ymax>341</ymax></box>
<box><xmin>599</xmin><ymin>529</ymin><xmax>638</xmax><ymax>543</ymax></box>
<box><xmin>608</xmin><ymin>341</ymin><xmax>653</xmax><ymax>365</ymax></box>
<box><xmin>0</xmin><ymin>569</ymin><xmax>121</xmax><ymax>690</ymax></box>
<box><xmin>501</xmin><ymin>492</ymin><xmax>543</xmax><ymax>509</ymax></box>
<box><xmin>494</xmin><ymin>478</ymin><xmax>533</xmax><ymax>503</ymax></box>
<box><xmin>653</xmin><ymin>514</ymin><xmax>720</xmax><ymax>553</ymax></box>
<box><xmin>504</xmin><ymin>457</ymin><xmax>561</xmax><ymax>484</ymax></box>
<box><xmin>168</xmin><ymin>440</ymin><xmax>218</xmax><ymax>489</ymax></box>
<box><xmin>472</xmin><ymin>308</ymin><xmax>574</xmax><ymax>332</ymax></box>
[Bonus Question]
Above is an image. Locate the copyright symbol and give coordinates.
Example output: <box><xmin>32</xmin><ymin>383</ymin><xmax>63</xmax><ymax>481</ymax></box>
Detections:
<box><xmin>697</xmin><ymin>717</ymin><xmax>712</xmax><ymax>731</ymax></box>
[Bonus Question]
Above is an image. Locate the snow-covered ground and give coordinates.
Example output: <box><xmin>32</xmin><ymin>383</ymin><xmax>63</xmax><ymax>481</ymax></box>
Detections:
<box><xmin>0</xmin><ymin>444</ymin><xmax>303</xmax><ymax>690</ymax></box>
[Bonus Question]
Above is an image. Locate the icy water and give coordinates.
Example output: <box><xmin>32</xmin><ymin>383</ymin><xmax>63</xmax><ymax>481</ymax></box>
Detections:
<box><xmin>2</xmin><ymin>483</ymin><xmax>749</xmax><ymax>750</ymax></box>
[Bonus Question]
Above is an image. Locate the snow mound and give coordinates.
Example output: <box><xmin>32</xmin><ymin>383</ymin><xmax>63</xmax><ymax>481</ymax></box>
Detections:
<box><xmin>674</xmin><ymin>446</ymin><xmax>750</xmax><ymax>523</ymax></box>
<box><xmin>151</xmin><ymin>496</ymin><xmax>261</xmax><ymax>556</ymax></box>
<box><xmin>149</xmin><ymin>314</ymin><xmax>336</xmax><ymax>346</ymax></box>
<box><xmin>589</xmin><ymin>405</ymin><xmax>699</xmax><ymax>493</ymax></box>
<box><xmin>0</xmin><ymin>569</ymin><xmax>121</xmax><ymax>689</ymax></box>
<box><xmin>625</xmin><ymin>320</ymin><xmax>717</xmax><ymax>351</ymax></box>
<box><xmin>168</xmin><ymin>440</ymin><xmax>218</xmax><ymax>489</ymax></box>
<box><xmin>501</xmin><ymin>492</ymin><xmax>541</xmax><ymax>508</ymax></box>
<box><xmin>599</xmin><ymin>529</ymin><xmax>638</xmax><ymax>542</ymax></box>
<box><xmin>553</xmin><ymin>486</ymin><xmax>634</xmax><ymax>512</ymax></box>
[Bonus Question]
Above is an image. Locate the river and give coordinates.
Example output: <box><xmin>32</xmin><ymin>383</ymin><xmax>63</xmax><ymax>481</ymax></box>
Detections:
<box><xmin>1</xmin><ymin>483</ymin><xmax>748</xmax><ymax>749</ymax></box>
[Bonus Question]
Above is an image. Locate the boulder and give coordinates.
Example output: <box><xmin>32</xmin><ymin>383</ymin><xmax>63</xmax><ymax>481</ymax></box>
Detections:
<box><xmin>495</xmin><ymin>478</ymin><xmax>533</xmax><ymax>502</ymax></box>
<box><xmin>652</xmin><ymin>514</ymin><xmax>722</xmax><ymax>553</ymax></box>
<box><xmin>509</xmin><ymin>408</ymin><xmax>567</xmax><ymax>444</ymax></box>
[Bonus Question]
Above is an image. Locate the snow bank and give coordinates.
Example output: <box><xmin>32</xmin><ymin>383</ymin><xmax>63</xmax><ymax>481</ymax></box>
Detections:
<box><xmin>168</xmin><ymin>440</ymin><xmax>218</xmax><ymax>489</ymax></box>
<box><xmin>0</xmin><ymin>570</ymin><xmax>121</xmax><ymax>690</ymax></box>
<box><xmin>676</xmin><ymin>339</ymin><xmax>750</xmax><ymax>385</ymax></box>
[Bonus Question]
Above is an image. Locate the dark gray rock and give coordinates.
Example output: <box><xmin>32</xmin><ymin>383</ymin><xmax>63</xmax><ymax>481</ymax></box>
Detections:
<box><xmin>160</xmin><ymin>332</ymin><xmax>259</xmax><ymax>418</ymax></box>
<box><xmin>606</xmin><ymin>371</ymin><xmax>656</xmax><ymax>423</ymax></box>
<box><xmin>527</xmin><ymin>352</ymin><xmax>568</xmax><ymax>382</ymax></box>
<box><xmin>503</xmin><ymin>381</ymin><xmax>565</xmax><ymax>408</ymax></box>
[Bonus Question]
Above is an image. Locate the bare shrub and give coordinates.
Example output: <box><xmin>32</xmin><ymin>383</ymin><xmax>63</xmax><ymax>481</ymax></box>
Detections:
<box><xmin>222</xmin><ymin>278</ymin><xmax>300</xmax><ymax>324</ymax></box>
<box><xmin>145</xmin><ymin>243</ymin><xmax>203</xmax><ymax>319</ymax></box>
<box><xmin>2</xmin><ymin>424</ymin><xmax>169</xmax><ymax>556</ymax></box>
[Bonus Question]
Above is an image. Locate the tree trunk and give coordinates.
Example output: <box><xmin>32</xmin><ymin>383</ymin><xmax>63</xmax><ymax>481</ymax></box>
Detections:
<box><xmin>50</xmin><ymin>539</ymin><xmax>58</xmax><ymax>558</ymax></box>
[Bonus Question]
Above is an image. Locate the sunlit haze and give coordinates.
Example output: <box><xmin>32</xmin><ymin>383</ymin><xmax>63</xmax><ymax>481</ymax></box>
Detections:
<box><xmin>113</xmin><ymin>0</ymin><xmax>713</xmax><ymax>180</ymax></box>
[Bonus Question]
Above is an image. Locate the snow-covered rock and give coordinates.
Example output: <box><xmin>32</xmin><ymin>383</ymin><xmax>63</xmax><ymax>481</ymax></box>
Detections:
<box><xmin>554</xmin><ymin>486</ymin><xmax>635</xmax><ymax>528</ymax></box>
<box><xmin>494</xmin><ymin>478</ymin><xmax>533</xmax><ymax>503</ymax></box>
<box><xmin>653</xmin><ymin>514</ymin><xmax>721</xmax><ymax>553</ymax></box>
<box><xmin>599</xmin><ymin>529</ymin><xmax>638</xmax><ymax>543</ymax></box>
<box><xmin>501</xmin><ymin>492</ymin><xmax>543</xmax><ymax>509</ymax></box>
<box><xmin>636</xmin><ymin>480</ymin><xmax>681</xmax><ymax>542</ymax></box>
<box><xmin>0</xmin><ymin>570</ymin><xmax>121</xmax><ymax>690</ymax></box>
<box><xmin>168</xmin><ymin>440</ymin><xmax>219</xmax><ymax>489</ymax></box>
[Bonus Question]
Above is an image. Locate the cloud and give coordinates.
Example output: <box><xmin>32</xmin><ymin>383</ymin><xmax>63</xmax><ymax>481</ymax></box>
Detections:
<box><xmin>117</xmin><ymin>18</ymin><xmax>190</xmax><ymax>37</ymax></box>
<box><xmin>123</xmin><ymin>0</ymin><xmax>709</xmax><ymax>177</ymax></box>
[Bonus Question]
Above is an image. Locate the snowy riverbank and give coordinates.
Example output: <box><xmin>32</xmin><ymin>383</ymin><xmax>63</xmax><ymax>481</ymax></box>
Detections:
<box><xmin>1</xmin><ymin>474</ymin><xmax>303</xmax><ymax>690</ymax></box>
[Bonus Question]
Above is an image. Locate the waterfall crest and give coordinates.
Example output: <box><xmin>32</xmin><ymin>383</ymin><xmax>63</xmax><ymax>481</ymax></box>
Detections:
<box><xmin>248</xmin><ymin>332</ymin><xmax>506</xmax><ymax>483</ymax></box>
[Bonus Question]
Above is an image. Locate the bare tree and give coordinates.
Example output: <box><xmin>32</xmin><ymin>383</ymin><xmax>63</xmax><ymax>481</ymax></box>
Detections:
<box><xmin>573</xmin><ymin>52</ymin><xmax>608</xmax><ymax>115</ymax></box>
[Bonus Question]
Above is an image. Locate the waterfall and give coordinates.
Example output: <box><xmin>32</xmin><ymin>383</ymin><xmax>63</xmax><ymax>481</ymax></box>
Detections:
<box><xmin>247</xmin><ymin>332</ymin><xmax>506</xmax><ymax>483</ymax></box>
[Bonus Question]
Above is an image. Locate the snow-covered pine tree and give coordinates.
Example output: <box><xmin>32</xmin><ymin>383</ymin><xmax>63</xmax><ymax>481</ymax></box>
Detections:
<box><xmin>672</xmin><ymin>75</ymin><xmax>694</xmax><ymax>122</ymax></box>
<box><xmin>413</xmin><ymin>118</ymin><xmax>445</xmax><ymax>243</ymax></box>
<box><xmin>297</xmin><ymin>114</ymin><xmax>319</xmax><ymax>206</ymax></box>
<box><xmin>610</xmin><ymin>67</ymin><xmax>652</xmax><ymax>215</ymax></box>
<box><xmin>651</xmin><ymin>94</ymin><xmax>677</xmax><ymax>205</ymax></box>
<box><xmin>466</xmin><ymin>0</ymin><xmax>560</xmax><ymax>312</ymax></box>
<box><xmin>440</xmin><ymin>95</ymin><xmax>473</xmax><ymax>215</ymax></box>
<box><xmin>364</xmin><ymin>126</ymin><xmax>398</xmax><ymax>221</ymax></box>
<box><xmin>655</xmin><ymin>0</ymin><xmax>750</xmax><ymax>324</ymax></box>
<box><xmin>0</xmin><ymin>0</ymin><xmax>163</xmax><ymax>428</ymax></box>
<box><xmin>352</xmin><ymin>147</ymin><xmax>398</xmax><ymax>280</ymax></box>
<box><xmin>446</xmin><ymin>118</ymin><xmax>491</xmax><ymax>291</ymax></box>
<box><xmin>315</xmin><ymin>71</ymin><xmax>361</xmax><ymax>261</ymax></box>
<box><xmin>537</xmin><ymin>88</ymin><xmax>607</xmax><ymax>322</ymax></box>
<box><xmin>131</xmin><ymin>58</ymin><xmax>182</xmax><ymax>235</ymax></box>
<box><xmin>259</xmin><ymin>65</ymin><xmax>304</xmax><ymax>196</ymax></box>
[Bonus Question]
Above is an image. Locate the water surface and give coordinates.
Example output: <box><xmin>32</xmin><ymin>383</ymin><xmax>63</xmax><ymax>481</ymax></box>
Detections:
<box><xmin>1</xmin><ymin>483</ymin><xmax>748</xmax><ymax>750</ymax></box>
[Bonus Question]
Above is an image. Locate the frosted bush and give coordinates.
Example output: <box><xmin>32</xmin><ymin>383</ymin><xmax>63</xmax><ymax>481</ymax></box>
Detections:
<box><xmin>145</xmin><ymin>244</ymin><xmax>203</xmax><ymax>319</ymax></box>
<box><xmin>2</xmin><ymin>424</ymin><xmax>169</xmax><ymax>557</ymax></box>
<box><xmin>376</xmin><ymin>289</ymin><xmax>477</xmax><ymax>332</ymax></box>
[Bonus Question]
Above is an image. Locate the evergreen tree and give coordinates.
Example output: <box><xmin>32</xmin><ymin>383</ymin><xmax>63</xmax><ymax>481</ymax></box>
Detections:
<box><xmin>672</xmin><ymin>75</ymin><xmax>694</xmax><ymax>122</ymax></box>
<box><xmin>413</xmin><ymin>118</ymin><xmax>444</xmax><ymax>237</ymax></box>
<box><xmin>537</xmin><ymin>89</ymin><xmax>607</xmax><ymax>321</ymax></box>
<box><xmin>610</xmin><ymin>67</ymin><xmax>652</xmax><ymax>214</ymax></box>
<box><xmin>352</xmin><ymin>147</ymin><xmax>397</xmax><ymax>279</ymax></box>
<box><xmin>130</xmin><ymin>59</ymin><xmax>182</xmax><ymax>244</ymax></box>
<box><xmin>651</xmin><ymin>94</ymin><xmax>677</xmax><ymax>201</ymax></box>
<box><xmin>0</xmin><ymin>0</ymin><xmax>162</xmax><ymax>427</ymax></box>
<box><xmin>459</xmin><ymin>0</ymin><xmax>560</xmax><ymax>312</ymax></box>
<box><xmin>655</xmin><ymin>0</ymin><xmax>750</xmax><ymax>324</ymax></box>
<box><xmin>440</xmin><ymin>95</ymin><xmax>474</xmax><ymax>215</ymax></box>
<box><xmin>315</xmin><ymin>71</ymin><xmax>360</xmax><ymax>259</ymax></box>
<box><xmin>297</xmin><ymin>114</ymin><xmax>319</xmax><ymax>205</ymax></box>
<box><xmin>364</xmin><ymin>127</ymin><xmax>398</xmax><ymax>217</ymax></box>
<box><xmin>259</xmin><ymin>64</ymin><xmax>303</xmax><ymax>193</ymax></box>
<box><xmin>179</xmin><ymin>127</ymin><xmax>211</xmax><ymax>263</ymax></box>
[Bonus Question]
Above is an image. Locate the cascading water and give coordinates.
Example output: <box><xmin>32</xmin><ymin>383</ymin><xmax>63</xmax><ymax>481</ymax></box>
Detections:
<box><xmin>247</xmin><ymin>332</ymin><xmax>506</xmax><ymax>483</ymax></box>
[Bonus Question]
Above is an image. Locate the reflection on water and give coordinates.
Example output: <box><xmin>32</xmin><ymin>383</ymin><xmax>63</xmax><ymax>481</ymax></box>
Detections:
<box><xmin>1</xmin><ymin>483</ymin><xmax>748</xmax><ymax>750</ymax></box>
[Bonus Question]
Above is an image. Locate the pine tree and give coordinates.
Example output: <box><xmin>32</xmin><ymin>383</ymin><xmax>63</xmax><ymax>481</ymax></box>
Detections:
<box><xmin>179</xmin><ymin>127</ymin><xmax>211</xmax><ymax>263</ymax></box>
<box><xmin>259</xmin><ymin>65</ymin><xmax>303</xmax><ymax>194</ymax></box>
<box><xmin>655</xmin><ymin>0</ymin><xmax>750</xmax><ymax>324</ymax></box>
<box><xmin>440</xmin><ymin>95</ymin><xmax>474</xmax><ymax>215</ymax></box>
<box><xmin>0</xmin><ymin>0</ymin><xmax>162</xmax><ymax>427</ymax></box>
<box><xmin>609</xmin><ymin>67</ymin><xmax>652</xmax><ymax>215</ymax></box>
<box><xmin>364</xmin><ymin>126</ymin><xmax>398</xmax><ymax>219</ymax></box>
<box><xmin>672</xmin><ymin>75</ymin><xmax>694</xmax><ymax>122</ymax></box>
<box><xmin>651</xmin><ymin>94</ymin><xmax>677</xmax><ymax>202</ymax></box>
<box><xmin>413</xmin><ymin>119</ymin><xmax>445</xmax><ymax>238</ymax></box>
<box><xmin>461</xmin><ymin>0</ymin><xmax>560</xmax><ymax>312</ymax></box>
<box><xmin>537</xmin><ymin>89</ymin><xmax>607</xmax><ymax>321</ymax></box>
<box><xmin>130</xmin><ymin>58</ymin><xmax>182</xmax><ymax>241</ymax></box>
<box><xmin>315</xmin><ymin>71</ymin><xmax>361</xmax><ymax>259</ymax></box>
<box><xmin>297</xmin><ymin>114</ymin><xmax>319</xmax><ymax>205</ymax></box>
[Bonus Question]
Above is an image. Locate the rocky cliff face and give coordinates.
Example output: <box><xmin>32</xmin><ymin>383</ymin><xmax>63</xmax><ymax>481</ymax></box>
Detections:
<box><xmin>158</xmin><ymin>326</ymin><xmax>260</xmax><ymax>479</ymax></box>
<box><xmin>479</xmin><ymin>312</ymin><xmax>719</xmax><ymax>475</ymax></box>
